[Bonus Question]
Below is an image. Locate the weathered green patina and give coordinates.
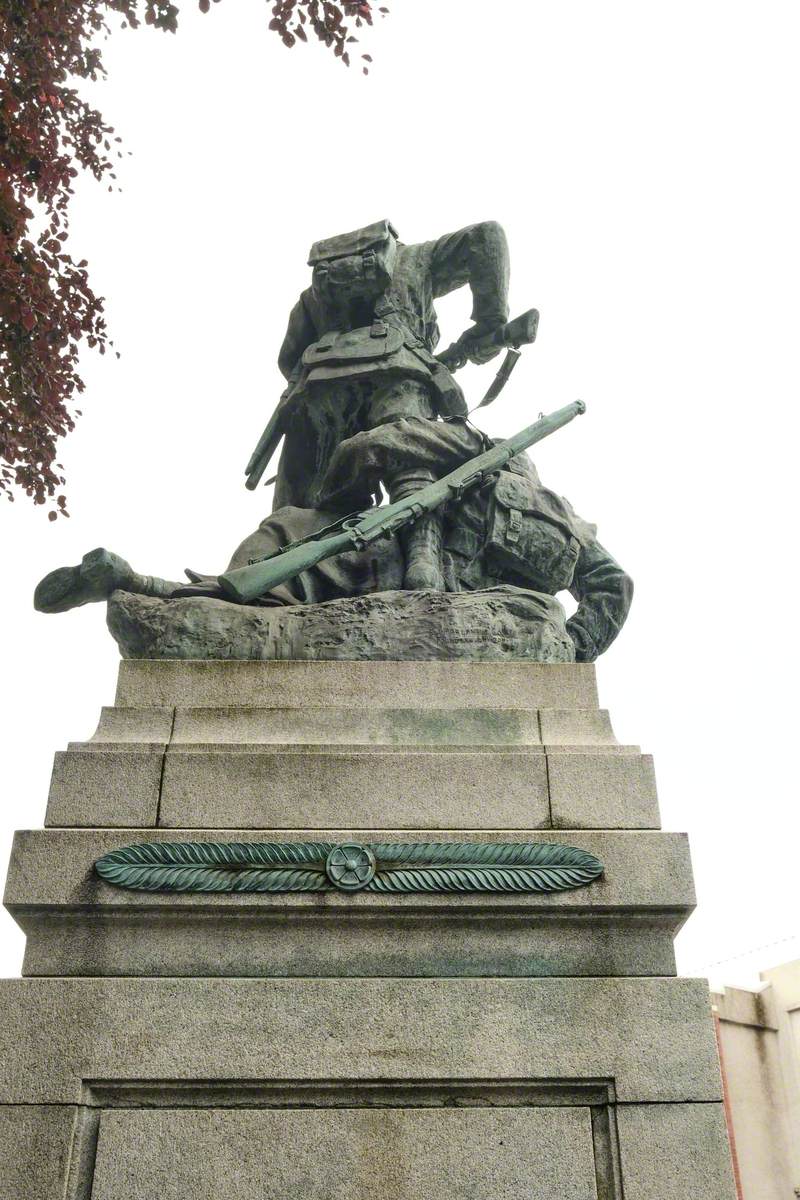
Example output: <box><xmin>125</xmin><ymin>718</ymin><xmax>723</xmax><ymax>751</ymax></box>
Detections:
<box><xmin>32</xmin><ymin>219</ymin><xmax>633</xmax><ymax>663</ymax></box>
<box><xmin>94</xmin><ymin>840</ymin><xmax>604</xmax><ymax>895</ymax></box>
<box><xmin>219</xmin><ymin>402</ymin><xmax>586</xmax><ymax>604</ymax></box>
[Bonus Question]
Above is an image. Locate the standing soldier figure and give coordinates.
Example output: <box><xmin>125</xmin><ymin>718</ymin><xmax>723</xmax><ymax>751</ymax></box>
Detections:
<box><xmin>245</xmin><ymin>219</ymin><xmax>512</xmax><ymax>590</ymax></box>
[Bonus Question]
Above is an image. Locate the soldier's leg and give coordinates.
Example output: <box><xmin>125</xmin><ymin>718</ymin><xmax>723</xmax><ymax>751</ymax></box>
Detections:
<box><xmin>367</xmin><ymin>379</ymin><xmax>445</xmax><ymax>591</ymax></box>
<box><xmin>320</xmin><ymin>416</ymin><xmax>485</xmax><ymax>509</ymax></box>
<box><xmin>278</xmin><ymin>381</ymin><xmax>371</xmax><ymax>511</ymax></box>
<box><xmin>34</xmin><ymin>548</ymin><xmax>183</xmax><ymax>614</ymax></box>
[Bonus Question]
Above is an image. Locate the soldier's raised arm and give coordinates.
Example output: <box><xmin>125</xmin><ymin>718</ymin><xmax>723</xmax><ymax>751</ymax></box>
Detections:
<box><xmin>427</xmin><ymin>221</ymin><xmax>511</xmax><ymax>343</ymax></box>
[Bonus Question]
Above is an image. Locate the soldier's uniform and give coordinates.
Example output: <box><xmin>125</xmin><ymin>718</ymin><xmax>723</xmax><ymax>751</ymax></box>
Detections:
<box><xmin>226</xmin><ymin>418</ymin><xmax>633</xmax><ymax>662</ymax></box>
<box><xmin>271</xmin><ymin>219</ymin><xmax>510</xmax><ymax>588</ymax></box>
<box><xmin>32</xmin><ymin>413</ymin><xmax>632</xmax><ymax>661</ymax></box>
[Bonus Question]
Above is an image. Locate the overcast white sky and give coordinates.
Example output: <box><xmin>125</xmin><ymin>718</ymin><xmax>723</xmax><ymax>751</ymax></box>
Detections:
<box><xmin>1</xmin><ymin>0</ymin><xmax>799</xmax><ymax>986</ymax></box>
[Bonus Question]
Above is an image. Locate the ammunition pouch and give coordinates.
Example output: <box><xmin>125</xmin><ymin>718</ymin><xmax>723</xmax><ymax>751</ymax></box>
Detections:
<box><xmin>302</xmin><ymin>323</ymin><xmax>404</xmax><ymax>369</ymax></box>
<box><xmin>402</xmin><ymin>339</ymin><xmax>466</xmax><ymax>417</ymax></box>
<box><xmin>299</xmin><ymin>324</ymin><xmax>466</xmax><ymax>418</ymax></box>
<box><xmin>485</xmin><ymin>472</ymin><xmax>581</xmax><ymax>593</ymax></box>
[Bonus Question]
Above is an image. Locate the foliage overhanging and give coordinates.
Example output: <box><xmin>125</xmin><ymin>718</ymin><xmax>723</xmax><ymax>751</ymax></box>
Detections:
<box><xmin>0</xmin><ymin>0</ymin><xmax>384</xmax><ymax>517</ymax></box>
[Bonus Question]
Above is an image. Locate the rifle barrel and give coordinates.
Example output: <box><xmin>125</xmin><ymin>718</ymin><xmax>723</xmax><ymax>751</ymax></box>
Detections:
<box><xmin>222</xmin><ymin>400</ymin><xmax>586</xmax><ymax>603</ymax></box>
<box><xmin>220</xmin><ymin>527</ymin><xmax>356</xmax><ymax>603</ymax></box>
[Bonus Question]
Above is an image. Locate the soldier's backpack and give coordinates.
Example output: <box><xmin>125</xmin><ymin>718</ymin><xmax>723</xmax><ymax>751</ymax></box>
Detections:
<box><xmin>485</xmin><ymin>471</ymin><xmax>583</xmax><ymax>593</ymax></box>
<box><xmin>308</xmin><ymin>219</ymin><xmax>399</xmax><ymax>309</ymax></box>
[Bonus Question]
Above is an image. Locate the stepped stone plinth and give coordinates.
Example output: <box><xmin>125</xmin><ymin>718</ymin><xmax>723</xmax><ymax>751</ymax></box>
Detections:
<box><xmin>1</xmin><ymin>659</ymin><xmax>737</xmax><ymax>1199</ymax></box>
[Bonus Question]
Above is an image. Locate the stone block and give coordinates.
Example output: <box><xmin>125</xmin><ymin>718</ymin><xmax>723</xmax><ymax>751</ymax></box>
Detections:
<box><xmin>0</xmin><ymin>1104</ymin><xmax>76</xmax><ymax>1200</ymax></box>
<box><xmin>90</xmin><ymin>1105</ymin><xmax>598</xmax><ymax>1200</ymax></box>
<box><xmin>615</xmin><ymin>1102</ymin><xmax>737</xmax><ymax>1199</ymax></box>
<box><xmin>1</xmin><ymin>658</ymin><xmax>733</xmax><ymax>1198</ymax></box>
<box><xmin>45</xmin><ymin>748</ymin><xmax>163</xmax><ymax>827</ymax></box>
<box><xmin>0</xmin><ymin>976</ymin><xmax>723</xmax><ymax>1106</ymax></box>
<box><xmin>539</xmin><ymin>707</ymin><xmax>631</xmax><ymax>748</ymax></box>
<box><xmin>4</xmin><ymin>829</ymin><xmax>694</xmax><ymax>911</ymax></box>
<box><xmin>107</xmin><ymin>586</ymin><xmax>578</xmax><ymax>664</ymax></box>
<box><xmin>5</xmin><ymin>828</ymin><xmax>693</xmax><ymax>978</ymax></box>
<box><xmin>86</xmin><ymin>705</ymin><xmax>174</xmax><ymax>745</ymax></box>
<box><xmin>158</xmin><ymin>747</ymin><xmax>550</xmax><ymax>828</ymax></box>
<box><xmin>548</xmin><ymin>752</ymin><xmax>660</xmax><ymax>828</ymax></box>
<box><xmin>170</xmin><ymin>705</ymin><xmax>542</xmax><ymax>746</ymax></box>
<box><xmin>114</xmin><ymin>659</ymin><xmax>600</xmax><ymax>711</ymax></box>
<box><xmin>17</xmin><ymin>910</ymin><xmax>677</xmax><ymax>979</ymax></box>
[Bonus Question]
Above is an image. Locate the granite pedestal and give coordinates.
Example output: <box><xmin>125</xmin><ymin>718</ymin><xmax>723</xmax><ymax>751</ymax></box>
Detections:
<box><xmin>1</xmin><ymin>659</ymin><xmax>737</xmax><ymax>1198</ymax></box>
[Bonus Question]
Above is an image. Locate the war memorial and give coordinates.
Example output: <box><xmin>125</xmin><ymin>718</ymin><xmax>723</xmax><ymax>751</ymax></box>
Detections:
<box><xmin>1</xmin><ymin>220</ymin><xmax>738</xmax><ymax>1197</ymax></box>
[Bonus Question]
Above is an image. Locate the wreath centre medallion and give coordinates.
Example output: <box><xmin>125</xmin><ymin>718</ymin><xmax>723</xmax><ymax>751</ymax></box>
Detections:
<box><xmin>325</xmin><ymin>843</ymin><xmax>377</xmax><ymax>891</ymax></box>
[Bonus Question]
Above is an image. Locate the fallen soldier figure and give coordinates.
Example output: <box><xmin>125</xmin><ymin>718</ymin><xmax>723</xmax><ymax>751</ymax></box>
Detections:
<box><xmin>34</xmin><ymin>412</ymin><xmax>631</xmax><ymax>662</ymax></box>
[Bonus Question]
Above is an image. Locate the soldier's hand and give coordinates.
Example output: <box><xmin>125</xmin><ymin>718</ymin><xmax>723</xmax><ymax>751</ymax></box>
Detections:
<box><xmin>456</xmin><ymin>322</ymin><xmax>504</xmax><ymax>366</ymax></box>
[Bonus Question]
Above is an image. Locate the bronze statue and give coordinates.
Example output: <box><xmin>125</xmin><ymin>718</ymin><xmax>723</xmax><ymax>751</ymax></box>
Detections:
<box><xmin>247</xmin><ymin>219</ymin><xmax>518</xmax><ymax>590</ymax></box>
<box><xmin>33</xmin><ymin>220</ymin><xmax>633</xmax><ymax>663</ymax></box>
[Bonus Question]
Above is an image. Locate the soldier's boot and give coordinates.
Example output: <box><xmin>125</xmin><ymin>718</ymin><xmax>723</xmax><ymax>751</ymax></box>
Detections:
<box><xmin>399</xmin><ymin>510</ymin><xmax>445</xmax><ymax>591</ymax></box>
<box><xmin>34</xmin><ymin>548</ymin><xmax>178</xmax><ymax>614</ymax></box>
<box><xmin>388</xmin><ymin>468</ymin><xmax>445</xmax><ymax>591</ymax></box>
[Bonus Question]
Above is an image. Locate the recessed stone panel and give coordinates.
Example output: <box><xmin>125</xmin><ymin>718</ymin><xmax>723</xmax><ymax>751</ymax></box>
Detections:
<box><xmin>90</xmin><ymin>1106</ymin><xmax>597</xmax><ymax>1200</ymax></box>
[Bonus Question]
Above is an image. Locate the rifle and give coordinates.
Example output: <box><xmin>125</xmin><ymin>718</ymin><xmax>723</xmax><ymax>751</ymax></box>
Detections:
<box><xmin>220</xmin><ymin>400</ymin><xmax>585</xmax><ymax>604</ymax></box>
<box><xmin>243</xmin><ymin>309</ymin><xmax>540</xmax><ymax>491</ymax></box>
<box><xmin>244</xmin><ymin>385</ymin><xmax>294</xmax><ymax>492</ymax></box>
